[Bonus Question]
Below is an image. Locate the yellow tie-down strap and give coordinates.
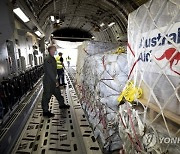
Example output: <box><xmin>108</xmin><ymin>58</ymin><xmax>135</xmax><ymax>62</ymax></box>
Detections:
<box><xmin>117</xmin><ymin>81</ymin><xmax>142</xmax><ymax>104</ymax></box>
<box><xmin>113</xmin><ymin>46</ymin><xmax>126</xmax><ymax>54</ymax></box>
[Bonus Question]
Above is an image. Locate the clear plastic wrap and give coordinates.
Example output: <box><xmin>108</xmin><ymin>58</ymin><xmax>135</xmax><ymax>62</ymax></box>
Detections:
<box><xmin>120</xmin><ymin>0</ymin><xmax>180</xmax><ymax>153</ymax></box>
<box><xmin>76</xmin><ymin>43</ymin><xmax>128</xmax><ymax>151</ymax></box>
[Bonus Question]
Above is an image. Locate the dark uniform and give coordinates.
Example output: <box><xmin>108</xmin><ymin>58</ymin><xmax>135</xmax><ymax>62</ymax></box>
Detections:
<box><xmin>41</xmin><ymin>54</ymin><xmax>65</xmax><ymax>113</ymax></box>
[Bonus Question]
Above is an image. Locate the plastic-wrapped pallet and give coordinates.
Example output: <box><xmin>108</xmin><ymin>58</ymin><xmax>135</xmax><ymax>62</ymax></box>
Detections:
<box><xmin>76</xmin><ymin>41</ymin><xmax>118</xmax><ymax>86</ymax></box>
<box><xmin>118</xmin><ymin>0</ymin><xmax>180</xmax><ymax>153</ymax></box>
<box><xmin>77</xmin><ymin>50</ymin><xmax>128</xmax><ymax>152</ymax></box>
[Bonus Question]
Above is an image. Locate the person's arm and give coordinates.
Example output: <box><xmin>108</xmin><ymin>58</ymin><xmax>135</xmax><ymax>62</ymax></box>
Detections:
<box><xmin>60</xmin><ymin>57</ymin><xmax>63</xmax><ymax>62</ymax></box>
<box><xmin>60</xmin><ymin>57</ymin><xmax>65</xmax><ymax>68</ymax></box>
<box><xmin>43</xmin><ymin>59</ymin><xmax>57</xmax><ymax>83</ymax></box>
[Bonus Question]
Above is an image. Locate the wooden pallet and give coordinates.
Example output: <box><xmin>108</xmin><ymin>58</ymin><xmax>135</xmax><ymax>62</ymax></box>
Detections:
<box><xmin>138</xmin><ymin>98</ymin><xmax>180</xmax><ymax>125</ymax></box>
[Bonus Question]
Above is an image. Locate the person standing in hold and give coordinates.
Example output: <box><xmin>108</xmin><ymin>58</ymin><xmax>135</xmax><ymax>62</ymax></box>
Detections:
<box><xmin>41</xmin><ymin>46</ymin><xmax>70</xmax><ymax>118</ymax></box>
<box><xmin>66</xmin><ymin>56</ymin><xmax>71</xmax><ymax>67</ymax></box>
<box><xmin>55</xmin><ymin>52</ymin><xmax>66</xmax><ymax>86</ymax></box>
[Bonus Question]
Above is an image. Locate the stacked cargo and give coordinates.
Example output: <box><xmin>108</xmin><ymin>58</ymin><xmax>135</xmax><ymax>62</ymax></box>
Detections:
<box><xmin>76</xmin><ymin>41</ymin><xmax>119</xmax><ymax>85</ymax></box>
<box><xmin>76</xmin><ymin>41</ymin><xmax>127</xmax><ymax>152</ymax></box>
<box><xmin>119</xmin><ymin>0</ymin><xmax>180</xmax><ymax>153</ymax></box>
<box><xmin>77</xmin><ymin>1</ymin><xmax>180</xmax><ymax>153</ymax></box>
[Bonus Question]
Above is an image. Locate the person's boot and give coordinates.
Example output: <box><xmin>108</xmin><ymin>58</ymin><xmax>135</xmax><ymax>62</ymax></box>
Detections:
<box><xmin>59</xmin><ymin>104</ymin><xmax>70</xmax><ymax>109</ymax></box>
<box><xmin>43</xmin><ymin>111</ymin><xmax>55</xmax><ymax>118</ymax></box>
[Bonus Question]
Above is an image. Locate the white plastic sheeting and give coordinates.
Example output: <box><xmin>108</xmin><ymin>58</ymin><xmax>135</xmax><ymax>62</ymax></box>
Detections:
<box><xmin>76</xmin><ymin>1</ymin><xmax>180</xmax><ymax>152</ymax></box>
<box><xmin>127</xmin><ymin>0</ymin><xmax>180</xmax><ymax>114</ymax></box>
<box><xmin>76</xmin><ymin>41</ymin><xmax>127</xmax><ymax>152</ymax></box>
<box><xmin>76</xmin><ymin>41</ymin><xmax>118</xmax><ymax>85</ymax></box>
<box><xmin>122</xmin><ymin>0</ymin><xmax>180</xmax><ymax>153</ymax></box>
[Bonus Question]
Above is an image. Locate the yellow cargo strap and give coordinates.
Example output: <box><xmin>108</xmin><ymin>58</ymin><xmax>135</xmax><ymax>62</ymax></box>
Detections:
<box><xmin>113</xmin><ymin>46</ymin><xmax>126</xmax><ymax>54</ymax></box>
<box><xmin>117</xmin><ymin>81</ymin><xmax>142</xmax><ymax>104</ymax></box>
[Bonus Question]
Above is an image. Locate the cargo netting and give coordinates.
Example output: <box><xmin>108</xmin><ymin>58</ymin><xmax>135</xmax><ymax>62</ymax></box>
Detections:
<box><xmin>76</xmin><ymin>0</ymin><xmax>180</xmax><ymax>152</ymax></box>
<box><xmin>76</xmin><ymin>41</ymin><xmax>126</xmax><ymax>152</ymax></box>
<box><xmin>123</xmin><ymin>0</ymin><xmax>180</xmax><ymax>153</ymax></box>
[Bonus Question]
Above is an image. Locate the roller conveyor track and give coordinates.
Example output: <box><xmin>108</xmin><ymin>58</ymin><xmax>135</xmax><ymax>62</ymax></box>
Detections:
<box><xmin>65</xmin><ymin>67</ymin><xmax>76</xmax><ymax>80</ymax></box>
<box><xmin>11</xmin><ymin>69</ymin><xmax>102</xmax><ymax>154</ymax></box>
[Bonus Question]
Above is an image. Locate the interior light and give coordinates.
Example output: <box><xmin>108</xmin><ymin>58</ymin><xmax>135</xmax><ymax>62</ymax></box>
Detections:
<box><xmin>57</xmin><ymin>19</ymin><xmax>60</xmax><ymax>23</ymax></box>
<box><xmin>35</xmin><ymin>31</ymin><xmax>42</xmax><ymax>37</ymax></box>
<box><xmin>13</xmin><ymin>8</ymin><xmax>30</xmax><ymax>23</ymax></box>
<box><xmin>108</xmin><ymin>22</ymin><xmax>115</xmax><ymax>27</ymax></box>
<box><xmin>50</xmin><ymin>16</ymin><xmax>55</xmax><ymax>22</ymax></box>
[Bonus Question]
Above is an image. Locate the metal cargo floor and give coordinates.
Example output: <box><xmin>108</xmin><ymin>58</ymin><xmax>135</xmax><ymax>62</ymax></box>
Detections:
<box><xmin>10</xmin><ymin>71</ymin><xmax>102</xmax><ymax>154</ymax></box>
